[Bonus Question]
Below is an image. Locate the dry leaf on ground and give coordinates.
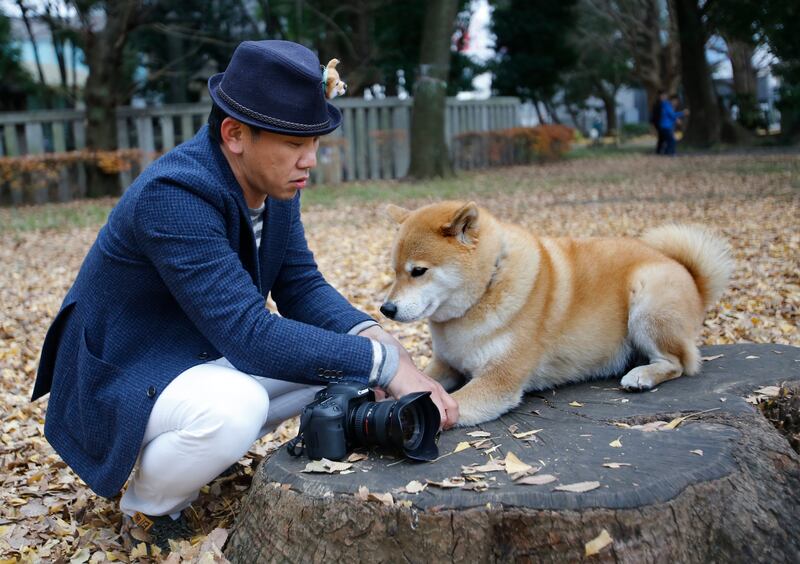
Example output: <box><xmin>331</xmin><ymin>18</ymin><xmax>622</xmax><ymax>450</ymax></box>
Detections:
<box><xmin>585</xmin><ymin>529</ymin><xmax>614</xmax><ymax>556</ymax></box>
<box><xmin>515</xmin><ymin>474</ymin><xmax>557</xmax><ymax>486</ymax></box>
<box><xmin>554</xmin><ymin>481</ymin><xmax>601</xmax><ymax>493</ymax></box>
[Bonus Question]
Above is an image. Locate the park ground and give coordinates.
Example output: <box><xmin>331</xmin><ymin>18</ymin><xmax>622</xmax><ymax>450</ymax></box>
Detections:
<box><xmin>0</xmin><ymin>146</ymin><xmax>798</xmax><ymax>561</ymax></box>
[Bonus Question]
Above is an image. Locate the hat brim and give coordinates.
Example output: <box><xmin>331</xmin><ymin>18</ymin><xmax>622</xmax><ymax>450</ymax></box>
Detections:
<box><xmin>207</xmin><ymin>73</ymin><xmax>342</xmax><ymax>137</ymax></box>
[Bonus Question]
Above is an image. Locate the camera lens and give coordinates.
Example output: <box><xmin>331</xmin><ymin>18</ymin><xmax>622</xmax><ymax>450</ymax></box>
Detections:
<box><xmin>398</xmin><ymin>403</ymin><xmax>422</xmax><ymax>450</ymax></box>
<box><xmin>348</xmin><ymin>392</ymin><xmax>439</xmax><ymax>461</ymax></box>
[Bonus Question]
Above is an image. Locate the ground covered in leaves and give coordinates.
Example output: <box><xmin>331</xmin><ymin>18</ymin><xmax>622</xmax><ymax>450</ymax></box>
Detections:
<box><xmin>1</xmin><ymin>150</ymin><xmax>798</xmax><ymax>562</ymax></box>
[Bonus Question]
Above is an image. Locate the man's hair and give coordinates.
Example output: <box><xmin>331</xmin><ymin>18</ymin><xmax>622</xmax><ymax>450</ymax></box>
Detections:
<box><xmin>207</xmin><ymin>103</ymin><xmax>262</xmax><ymax>143</ymax></box>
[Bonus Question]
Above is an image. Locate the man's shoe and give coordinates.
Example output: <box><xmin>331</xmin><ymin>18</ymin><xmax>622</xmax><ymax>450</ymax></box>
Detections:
<box><xmin>121</xmin><ymin>511</ymin><xmax>194</xmax><ymax>553</ymax></box>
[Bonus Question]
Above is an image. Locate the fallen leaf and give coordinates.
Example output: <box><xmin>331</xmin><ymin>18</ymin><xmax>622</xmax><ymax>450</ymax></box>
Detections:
<box><xmin>302</xmin><ymin>458</ymin><xmax>353</xmax><ymax>473</ymax></box>
<box><xmin>463</xmin><ymin>460</ymin><xmax>505</xmax><ymax>474</ymax></box>
<box><xmin>745</xmin><ymin>355</ymin><xmax>759</xmax><ymax>359</ymax></box>
<box><xmin>569</xmin><ymin>401</ymin><xmax>584</xmax><ymax>407</ymax></box>
<box><xmin>427</xmin><ymin>477</ymin><xmax>466</xmax><ymax>488</ymax></box>
<box><xmin>404</xmin><ymin>480</ymin><xmax>426</xmax><ymax>494</ymax></box>
<box><xmin>630</xmin><ymin>421</ymin><xmax>668</xmax><ymax>432</ymax></box>
<box><xmin>453</xmin><ymin>441</ymin><xmax>471</xmax><ymax>453</ymax></box>
<box><xmin>70</xmin><ymin>548</ymin><xmax>91</xmax><ymax>564</ymax></box>
<box><xmin>602</xmin><ymin>462</ymin><xmax>632</xmax><ymax>469</ymax></box>
<box><xmin>367</xmin><ymin>492</ymin><xmax>394</xmax><ymax>506</ymax></box>
<box><xmin>754</xmin><ymin>386</ymin><xmax>781</xmax><ymax>397</ymax></box>
<box><xmin>690</xmin><ymin>449</ymin><xmax>704</xmax><ymax>456</ymax></box>
<box><xmin>554</xmin><ymin>481</ymin><xmax>601</xmax><ymax>493</ymax></box>
<box><xmin>346</xmin><ymin>452</ymin><xmax>369</xmax><ymax>462</ymax></box>
<box><xmin>355</xmin><ymin>486</ymin><xmax>370</xmax><ymax>501</ymax></box>
<box><xmin>701</xmin><ymin>354</ymin><xmax>724</xmax><ymax>361</ymax></box>
<box><xmin>585</xmin><ymin>529</ymin><xmax>613</xmax><ymax>556</ymax></box>
<box><xmin>504</xmin><ymin>451</ymin><xmax>533</xmax><ymax>474</ymax></box>
<box><xmin>609</xmin><ymin>437</ymin><xmax>622</xmax><ymax>448</ymax></box>
<box><xmin>129</xmin><ymin>543</ymin><xmax>149</xmax><ymax>559</ymax></box>
<box><xmin>467</xmin><ymin>431</ymin><xmax>491</xmax><ymax>438</ymax></box>
<box><xmin>515</xmin><ymin>474</ymin><xmax>557</xmax><ymax>485</ymax></box>
<box><xmin>512</xmin><ymin>429</ymin><xmax>543</xmax><ymax>439</ymax></box>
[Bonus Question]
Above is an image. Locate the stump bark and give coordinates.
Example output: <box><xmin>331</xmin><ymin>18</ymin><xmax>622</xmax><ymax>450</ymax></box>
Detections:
<box><xmin>226</xmin><ymin>344</ymin><xmax>800</xmax><ymax>563</ymax></box>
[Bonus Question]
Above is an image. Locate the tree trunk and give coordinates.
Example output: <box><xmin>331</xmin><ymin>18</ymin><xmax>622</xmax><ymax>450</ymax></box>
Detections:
<box><xmin>673</xmin><ymin>0</ymin><xmax>720</xmax><ymax>147</ymax></box>
<box><xmin>226</xmin><ymin>344</ymin><xmax>800</xmax><ymax>563</ymax></box>
<box><xmin>80</xmin><ymin>1</ymin><xmax>141</xmax><ymax>196</ymax></box>
<box><xmin>727</xmin><ymin>37</ymin><xmax>761</xmax><ymax>131</ymax></box>
<box><xmin>406</xmin><ymin>0</ymin><xmax>459</xmax><ymax>180</ymax></box>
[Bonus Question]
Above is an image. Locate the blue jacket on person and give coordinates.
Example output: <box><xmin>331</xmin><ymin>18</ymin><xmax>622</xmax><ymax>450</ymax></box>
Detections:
<box><xmin>659</xmin><ymin>100</ymin><xmax>684</xmax><ymax>131</ymax></box>
<box><xmin>31</xmin><ymin>126</ymin><xmax>377</xmax><ymax>498</ymax></box>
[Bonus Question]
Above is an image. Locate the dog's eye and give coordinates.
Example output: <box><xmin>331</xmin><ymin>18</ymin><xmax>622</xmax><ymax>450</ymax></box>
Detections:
<box><xmin>410</xmin><ymin>267</ymin><xmax>428</xmax><ymax>278</ymax></box>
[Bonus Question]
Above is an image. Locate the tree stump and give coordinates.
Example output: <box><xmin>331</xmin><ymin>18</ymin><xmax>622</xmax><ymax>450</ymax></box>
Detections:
<box><xmin>226</xmin><ymin>345</ymin><xmax>800</xmax><ymax>563</ymax></box>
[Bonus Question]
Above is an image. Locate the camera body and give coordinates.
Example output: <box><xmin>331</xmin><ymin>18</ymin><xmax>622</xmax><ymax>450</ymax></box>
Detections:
<box><xmin>299</xmin><ymin>383</ymin><xmax>373</xmax><ymax>461</ymax></box>
<box><xmin>292</xmin><ymin>382</ymin><xmax>440</xmax><ymax>462</ymax></box>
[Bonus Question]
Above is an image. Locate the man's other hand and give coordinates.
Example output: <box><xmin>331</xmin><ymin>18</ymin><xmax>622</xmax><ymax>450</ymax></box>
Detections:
<box><xmin>359</xmin><ymin>326</ymin><xmax>459</xmax><ymax>429</ymax></box>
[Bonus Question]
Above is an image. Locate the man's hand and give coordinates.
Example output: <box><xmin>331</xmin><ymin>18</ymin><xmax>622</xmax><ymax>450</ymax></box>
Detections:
<box><xmin>360</xmin><ymin>325</ymin><xmax>459</xmax><ymax>429</ymax></box>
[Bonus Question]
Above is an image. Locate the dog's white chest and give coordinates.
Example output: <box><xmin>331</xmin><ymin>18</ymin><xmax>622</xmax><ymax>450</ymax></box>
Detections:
<box><xmin>432</xmin><ymin>324</ymin><xmax>513</xmax><ymax>377</ymax></box>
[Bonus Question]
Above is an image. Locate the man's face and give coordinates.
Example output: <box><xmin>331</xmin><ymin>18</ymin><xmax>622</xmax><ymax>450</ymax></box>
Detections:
<box><xmin>225</xmin><ymin>120</ymin><xmax>320</xmax><ymax>204</ymax></box>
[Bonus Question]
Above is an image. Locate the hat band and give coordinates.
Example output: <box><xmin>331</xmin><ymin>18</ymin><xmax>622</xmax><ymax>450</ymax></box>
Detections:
<box><xmin>217</xmin><ymin>85</ymin><xmax>330</xmax><ymax>131</ymax></box>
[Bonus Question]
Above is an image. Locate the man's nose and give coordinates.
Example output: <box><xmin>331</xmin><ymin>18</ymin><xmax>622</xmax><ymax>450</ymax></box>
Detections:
<box><xmin>298</xmin><ymin>148</ymin><xmax>317</xmax><ymax>170</ymax></box>
<box><xmin>380</xmin><ymin>302</ymin><xmax>397</xmax><ymax>320</ymax></box>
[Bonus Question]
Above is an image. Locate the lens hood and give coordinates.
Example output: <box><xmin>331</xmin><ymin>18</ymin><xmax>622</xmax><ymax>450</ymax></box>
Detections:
<box><xmin>393</xmin><ymin>391</ymin><xmax>440</xmax><ymax>462</ymax></box>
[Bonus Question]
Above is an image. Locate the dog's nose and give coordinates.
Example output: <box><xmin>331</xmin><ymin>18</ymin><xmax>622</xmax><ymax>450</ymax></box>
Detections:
<box><xmin>380</xmin><ymin>302</ymin><xmax>397</xmax><ymax>319</ymax></box>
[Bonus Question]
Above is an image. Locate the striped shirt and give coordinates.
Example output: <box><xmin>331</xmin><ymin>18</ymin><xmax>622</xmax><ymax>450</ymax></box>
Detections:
<box><xmin>249</xmin><ymin>203</ymin><xmax>265</xmax><ymax>249</ymax></box>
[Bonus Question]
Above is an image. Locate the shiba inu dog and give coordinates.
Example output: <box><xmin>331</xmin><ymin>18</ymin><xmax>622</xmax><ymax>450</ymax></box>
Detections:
<box><xmin>381</xmin><ymin>201</ymin><xmax>733</xmax><ymax>426</ymax></box>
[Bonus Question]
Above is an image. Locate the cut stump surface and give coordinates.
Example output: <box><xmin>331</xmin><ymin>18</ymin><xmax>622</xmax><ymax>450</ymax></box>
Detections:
<box><xmin>226</xmin><ymin>344</ymin><xmax>800</xmax><ymax>563</ymax></box>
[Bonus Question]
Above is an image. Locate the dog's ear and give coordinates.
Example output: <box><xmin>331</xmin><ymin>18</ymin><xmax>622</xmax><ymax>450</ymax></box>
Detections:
<box><xmin>442</xmin><ymin>201</ymin><xmax>479</xmax><ymax>245</ymax></box>
<box><xmin>386</xmin><ymin>204</ymin><xmax>411</xmax><ymax>224</ymax></box>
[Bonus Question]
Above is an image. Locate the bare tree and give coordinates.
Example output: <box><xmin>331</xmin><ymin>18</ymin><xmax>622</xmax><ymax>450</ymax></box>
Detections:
<box><xmin>590</xmin><ymin>0</ymin><xmax>681</xmax><ymax>107</ymax></box>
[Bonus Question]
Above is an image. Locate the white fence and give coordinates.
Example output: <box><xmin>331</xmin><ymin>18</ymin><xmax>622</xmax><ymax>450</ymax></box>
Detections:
<box><xmin>0</xmin><ymin>97</ymin><xmax>519</xmax><ymax>203</ymax></box>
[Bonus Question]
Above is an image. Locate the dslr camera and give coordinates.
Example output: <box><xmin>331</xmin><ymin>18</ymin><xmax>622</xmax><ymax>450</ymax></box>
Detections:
<box><xmin>287</xmin><ymin>383</ymin><xmax>440</xmax><ymax>462</ymax></box>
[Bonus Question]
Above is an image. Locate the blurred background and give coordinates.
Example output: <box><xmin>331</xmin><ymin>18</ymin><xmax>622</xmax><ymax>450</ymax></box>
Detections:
<box><xmin>0</xmin><ymin>0</ymin><xmax>797</xmax><ymax>203</ymax></box>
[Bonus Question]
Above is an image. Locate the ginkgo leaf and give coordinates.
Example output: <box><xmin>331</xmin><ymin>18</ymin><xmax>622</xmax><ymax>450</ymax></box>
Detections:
<box><xmin>453</xmin><ymin>441</ymin><xmax>471</xmax><ymax>453</ymax></box>
<box><xmin>609</xmin><ymin>437</ymin><xmax>622</xmax><ymax>448</ymax></box>
<box><xmin>569</xmin><ymin>401</ymin><xmax>584</xmax><ymax>407</ymax></box>
<box><xmin>504</xmin><ymin>451</ymin><xmax>532</xmax><ymax>474</ymax></box>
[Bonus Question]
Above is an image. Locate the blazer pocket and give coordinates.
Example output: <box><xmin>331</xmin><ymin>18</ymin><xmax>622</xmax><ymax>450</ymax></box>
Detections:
<box><xmin>32</xmin><ymin>299</ymin><xmax>78</xmax><ymax>401</ymax></box>
<box><xmin>76</xmin><ymin>328</ymin><xmax>122</xmax><ymax>461</ymax></box>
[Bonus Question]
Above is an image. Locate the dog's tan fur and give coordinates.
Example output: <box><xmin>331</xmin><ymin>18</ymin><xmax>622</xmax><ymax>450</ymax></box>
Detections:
<box><xmin>383</xmin><ymin>201</ymin><xmax>733</xmax><ymax>426</ymax></box>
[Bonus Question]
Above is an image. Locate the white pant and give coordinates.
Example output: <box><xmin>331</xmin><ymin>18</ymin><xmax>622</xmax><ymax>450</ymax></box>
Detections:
<box><xmin>119</xmin><ymin>358</ymin><xmax>320</xmax><ymax>517</ymax></box>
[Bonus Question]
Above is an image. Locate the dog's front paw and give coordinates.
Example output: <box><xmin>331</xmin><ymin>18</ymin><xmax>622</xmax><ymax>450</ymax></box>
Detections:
<box><xmin>620</xmin><ymin>368</ymin><xmax>657</xmax><ymax>391</ymax></box>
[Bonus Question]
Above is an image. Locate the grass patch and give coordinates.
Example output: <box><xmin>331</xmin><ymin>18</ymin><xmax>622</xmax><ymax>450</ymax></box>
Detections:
<box><xmin>0</xmin><ymin>199</ymin><xmax>115</xmax><ymax>234</ymax></box>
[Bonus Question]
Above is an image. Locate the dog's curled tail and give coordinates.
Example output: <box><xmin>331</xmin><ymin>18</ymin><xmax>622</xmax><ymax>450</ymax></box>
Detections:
<box><xmin>641</xmin><ymin>224</ymin><xmax>734</xmax><ymax>309</ymax></box>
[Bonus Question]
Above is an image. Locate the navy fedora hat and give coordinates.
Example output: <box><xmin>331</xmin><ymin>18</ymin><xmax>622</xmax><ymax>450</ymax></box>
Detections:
<box><xmin>208</xmin><ymin>40</ymin><xmax>342</xmax><ymax>137</ymax></box>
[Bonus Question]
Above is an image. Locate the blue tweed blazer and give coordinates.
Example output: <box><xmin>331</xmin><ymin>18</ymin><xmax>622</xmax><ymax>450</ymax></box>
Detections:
<box><xmin>31</xmin><ymin>126</ymin><xmax>376</xmax><ymax>498</ymax></box>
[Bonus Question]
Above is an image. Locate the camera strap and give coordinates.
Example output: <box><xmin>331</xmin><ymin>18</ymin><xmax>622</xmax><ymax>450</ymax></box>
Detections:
<box><xmin>286</xmin><ymin>410</ymin><xmax>310</xmax><ymax>457</ymax></box>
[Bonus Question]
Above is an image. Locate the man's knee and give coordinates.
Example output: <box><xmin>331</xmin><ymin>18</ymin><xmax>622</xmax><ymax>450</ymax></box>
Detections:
<box><xmin>189</xmin><ymin>379</ymin><xmax>270</xmax><ymax>458</ymax></box>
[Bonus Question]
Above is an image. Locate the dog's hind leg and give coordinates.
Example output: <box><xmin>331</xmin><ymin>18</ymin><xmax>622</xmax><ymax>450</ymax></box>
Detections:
<box><xmin>621</xmin><ymin>263</ymin><xmax>704</xmax><ymax>391</ymax></box>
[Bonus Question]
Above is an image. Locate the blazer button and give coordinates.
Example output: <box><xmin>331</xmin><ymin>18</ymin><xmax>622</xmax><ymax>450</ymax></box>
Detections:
<box><xmin>147</xmin><ymin>386</ymin><xmax>157</xmax><ymax>398</ymax></box>
<box><xmin>198</xmin><ymin>352</ymin><xmax>209</xmax><ymax>360</ymax></box>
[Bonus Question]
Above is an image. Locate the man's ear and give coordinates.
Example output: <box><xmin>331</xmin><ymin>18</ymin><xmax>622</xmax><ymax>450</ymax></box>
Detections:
<box><xmin>386</xmin><ymin>204</ymin><xmax>411</xmax><ymax>224</ymax></box>
<box><xmin>220</xmin><ymin>117</ymin><xmax>245</xmax><ymax>155</ymax></box>
<box><xmin>441</xmin><ymin>201</ymin><xmax>479</xmax><ymax>245</ymax></box>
